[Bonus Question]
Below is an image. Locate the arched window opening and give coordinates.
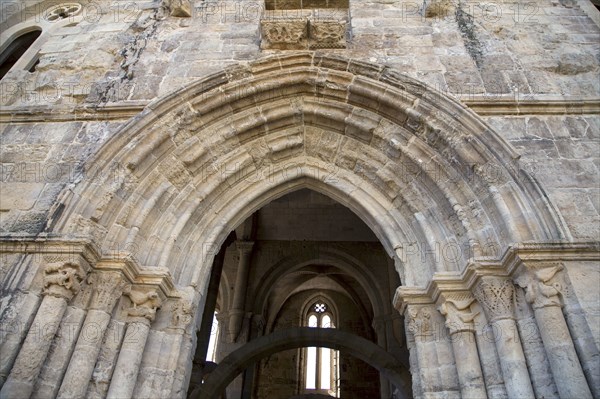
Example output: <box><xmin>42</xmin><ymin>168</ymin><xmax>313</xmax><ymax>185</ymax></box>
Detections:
<box><xmin>304</xmin><ymin>301</ymin><xmax>340</xmax><ymax>396</ymax></box>
<box><xmin>206</xmin><ymin>312</ymin><xmax>220</xmax><ymax>362</ymax></box>
<box><xmin>0</xmin><ymin>30</ymin><xmax>42</xmax><ymax>80</ymax></box>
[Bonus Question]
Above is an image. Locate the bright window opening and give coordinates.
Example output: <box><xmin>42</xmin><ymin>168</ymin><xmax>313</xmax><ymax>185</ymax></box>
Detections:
<box><xmin>304</xmin><ymin>302</ymin><xmax>339</xmax><ymax>396</ymax></box>
<box><xmin>206</xmin><ymin>312</ymin><xmax>219</xmax><ymax>362</ymax></box>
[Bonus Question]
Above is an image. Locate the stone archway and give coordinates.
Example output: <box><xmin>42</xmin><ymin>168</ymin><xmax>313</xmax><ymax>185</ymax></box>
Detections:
<box><xmin>54</xmin><ymin>52</ymin><xmax>568</xmax><ymax>290</ymax></box>
<box><xmin>191</xmin><ymin>327</ymin><xmax>411</xmax><ymax>399</ymax></box>
<box><xmin>3</xmin><ymin>53</ymin><xmax>591</xmax><ymax>399</ymax></box>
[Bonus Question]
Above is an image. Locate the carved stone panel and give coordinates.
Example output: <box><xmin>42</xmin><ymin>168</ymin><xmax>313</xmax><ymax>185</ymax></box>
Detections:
<box><xmin>260</xmin><ymin>19</ymin><xmax>308</xmax><ymax>50</ymax></box>
<box><xmin>309</xmin><ymin>20</ymin><xmax>347</xmax><ymax>49</ymax></box>
<box><xmin>260</xmin><ymin>17</ymin><xmax>347</xmax><ymax>49</ymax></box>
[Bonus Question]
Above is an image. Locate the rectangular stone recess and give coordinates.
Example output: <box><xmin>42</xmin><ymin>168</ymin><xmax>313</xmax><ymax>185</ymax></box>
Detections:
<box><xmin>265</xmin><ymin>0</ymin><xmax>349</xmax><ymax>10</ymax></box>
<box><xmin>260</xmin><ymin>9</ymin><xmax>348</xmax><ymax>50</ymax></box>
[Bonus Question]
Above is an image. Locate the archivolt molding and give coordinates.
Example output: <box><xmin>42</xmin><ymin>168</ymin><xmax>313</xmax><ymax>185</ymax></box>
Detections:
<box><xmin>49</xmin><ymin>53</ymin><xmax>570</xmax><ymax>289</ymax></box>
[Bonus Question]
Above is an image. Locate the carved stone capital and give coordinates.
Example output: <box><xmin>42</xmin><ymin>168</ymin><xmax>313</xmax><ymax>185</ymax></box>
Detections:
<box><xmin>170</xmin><ymin>297</ymin><xmax>194</xmax><ymax>329</ymax></box>
<box><xmin>438</xmin><ymin>293</ymin><xmax>479</xmax><ymax>335</ymax></box>
<box><xmin>88</xmin><ymin>272</ymin><xmax>128</xmax><ymax>313</ymax></box>
<box><xmin>405</xmin><ymin>304</ymin><xmax>435</xmax><ymax>338</ymax></box>
<box><xmin>124</xmin><ymin>286</ymin><xmax>162</xmax><ymax>322</ymax></box>
<box><xmin>473</xmin><ymin>276</ymin><xmax>515</xmax><ymax>322</ymax></box>
<box><xmin>42</xmin><ymin>262</ymin><xmax>85</xmax><ymax>301</ymax></box>
<box><xmin>514</xmin><ymin>263</ymin><xmax>564</xmax><ymax>309</ymax></box>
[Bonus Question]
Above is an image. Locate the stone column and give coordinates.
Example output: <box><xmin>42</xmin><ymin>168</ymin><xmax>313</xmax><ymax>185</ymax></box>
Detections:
<box><xmin>405</xmin><ymin>304</ymin><xmax>440</xmax><ymax>398</ymax></box>
<box><xmin>515</xmin><ymin>264</ymin><xmax>593</xmax><ymax>399</ymax></box>
<box><xmin>373</xmin><ymin>317</ymin><xmax>392</xmax><ymax>399</ymax></box>
<box><xmin>0</xmin><ymin>262</ymin><xmax>85</xmax><ymax>398</ymax></box>
<box><xmin>513</xmin><ymin>287</ymin><xmax>558</xmax><ymax>399</ymax></box>
<box><xmin>33</xmin><ymin>281</ymin><xmax>94</xmax><ymax>398</ymax></box>
<box><xmin>57</xmin><ymin>272</ymin><xmax>127</xmax><ymax>399</ymax></box>
<box><xmin>228</xmin><ymin>240</ymin><xmax>254</xmax><ymax>343</ymax></box>
<box><xmin>166</xmin><ymin>296</ymin><xmax>196</xmax><ymax>397</ymax></box>
<box><xmin>106</xmin><ymin>287</ymin><xmax>162</xmax><ymax>399</ymax></box>
<box><xmin>439</xmin><ymin>294</ymin><xmax>487</xmax><ymax>399</ymax></box>
<box><xmin>404</xmin><ymin>318</ymin><xmax>423</xmax><ymax>399</ymax></box>
<box><xmin>474</xmin><ymin>276</ymin><xmax>535</xmax><ymax>399</ymax></box>
<box><xmin>473</xmin><ymin>321</ymin><xmax>508</xmax><ymax>398</ymax></box>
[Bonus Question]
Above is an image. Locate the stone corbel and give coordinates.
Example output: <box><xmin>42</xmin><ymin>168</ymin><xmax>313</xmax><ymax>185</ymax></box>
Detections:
<box><xmin>260</xmin><ymin>19</ymin><xmax>308</xmax><ymax>50</ymax></box>
<box><xmin>260</xmin><ymin>12</ymin><xmax>348</xmax><ymax>50</ymax></box>
<box><xmin>308</xmin><ymin>19</ymin><xmax>347</xmax><ymax>49</ymax></box>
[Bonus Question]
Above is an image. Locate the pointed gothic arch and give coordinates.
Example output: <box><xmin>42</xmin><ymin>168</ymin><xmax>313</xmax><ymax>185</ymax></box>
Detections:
<box><xmin>52</xmin><ymin>53</ymin><xmax>569</xmax><ymax>295</ymax></box>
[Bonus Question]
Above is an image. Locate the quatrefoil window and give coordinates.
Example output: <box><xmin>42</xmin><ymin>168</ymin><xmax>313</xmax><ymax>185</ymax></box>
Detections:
<box><xmin>46</xmin><ymin>3</ymin><xmax>82</xmax><ymax>21</ymax></box>
<box><xmin>314</xmin><ymin>303</ymin><xmax>327</xmax><ymax>313</ymax></box>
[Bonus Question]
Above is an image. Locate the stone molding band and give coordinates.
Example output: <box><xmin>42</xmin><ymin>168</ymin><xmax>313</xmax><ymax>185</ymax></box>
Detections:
<box><xmin>0</xmin><ymin>97</ymin><xmax>598</xmax><ymax>124</ymax></box>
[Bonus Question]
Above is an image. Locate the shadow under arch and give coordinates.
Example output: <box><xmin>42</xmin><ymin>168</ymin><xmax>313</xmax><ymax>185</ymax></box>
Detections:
<box><xmin>251</xmin><ymin>246</ymin><xmax>390</xmax><ymax>333</ymax></box>
<box><xmin>191</xmin><ymin>327</ymin><xmax>411</xmax><ymax>399</ymax></box>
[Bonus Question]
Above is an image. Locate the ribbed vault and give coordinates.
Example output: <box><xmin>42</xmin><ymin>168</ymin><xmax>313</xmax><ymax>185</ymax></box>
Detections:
<box><xmin>251</xmin><ymin>247</ymin><xmax>386</xmax><ymax>327</ymax></box>
<box><xmin>53</xmin><ymin>52</ymin><xmax>570</xmax><ymax>289</ymax></box>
